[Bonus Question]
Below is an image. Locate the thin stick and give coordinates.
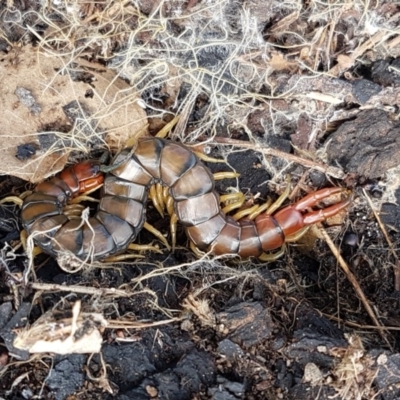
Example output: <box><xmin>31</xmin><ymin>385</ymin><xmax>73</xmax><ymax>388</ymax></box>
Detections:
<box><xmin>324</xmin><ymin>313</ymin><xmax>400</xmax><ymax>331</ymax></box>
<box><xmin>30</xmin><ymin>282</ymin><xmax>145</xmax><ymax>298</ymax></box>
<box><xmin>106</xmin><ymin>318</ymin><xmax>180</xmax><ymax>329</ymax></box>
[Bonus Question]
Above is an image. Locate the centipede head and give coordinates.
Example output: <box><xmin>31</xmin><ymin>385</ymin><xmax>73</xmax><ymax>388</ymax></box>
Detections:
<box><xmin>61</xmin><ymin>160</ymin><xmax>104</xmax><ymax>196</ymax></box>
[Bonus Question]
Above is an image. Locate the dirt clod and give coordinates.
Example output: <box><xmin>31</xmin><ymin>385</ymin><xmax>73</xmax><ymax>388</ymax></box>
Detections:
<box><xmin>327</xmin><ymin>109</ymin><xmax>400</xmax><ymax>179</ymax></box>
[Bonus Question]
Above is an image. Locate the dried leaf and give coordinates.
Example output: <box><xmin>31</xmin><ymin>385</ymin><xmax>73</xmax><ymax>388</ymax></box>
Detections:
<box><xmin>0</xmin><ymin>45</ymin><xmax>147</xmax><ymax>183</ymax></box>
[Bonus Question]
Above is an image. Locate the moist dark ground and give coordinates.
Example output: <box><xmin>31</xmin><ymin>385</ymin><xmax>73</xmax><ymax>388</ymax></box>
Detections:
<box><xmin>1</xmin><ymin>1</ymin><xmax>400</xmax><ymax>400</ymax></box>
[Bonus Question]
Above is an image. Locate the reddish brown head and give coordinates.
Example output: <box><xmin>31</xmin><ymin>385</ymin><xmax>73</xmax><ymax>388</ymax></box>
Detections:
<box><xmin>60</xmin><ymin>160</ymin><xmax>104</xmax><ymax>197</ymax></box>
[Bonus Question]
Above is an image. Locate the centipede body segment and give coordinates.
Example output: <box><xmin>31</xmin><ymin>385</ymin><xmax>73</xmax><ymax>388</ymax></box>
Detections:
<box><xmin>20</xmin><ymin>138</ymin><xmax>350</xmax><ymax>261</ymax></box>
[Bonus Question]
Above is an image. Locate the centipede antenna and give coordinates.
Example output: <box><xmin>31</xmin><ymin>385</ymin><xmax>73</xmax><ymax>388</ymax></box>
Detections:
<box><xmin>63</xmin><ymin>204</ymin><xmax>86</xmax><ymax>217</ymax></box>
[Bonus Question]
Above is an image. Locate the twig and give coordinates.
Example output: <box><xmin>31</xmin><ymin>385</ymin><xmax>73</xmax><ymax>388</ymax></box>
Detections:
<box><xmin>30</xmin><ymin>282</ymin><xmax>145</xmax><ymax>298</ymax></box>
<box><xmin>106</xmin><ymin>318</ymin><xmax>180</xmax><ymax>329</ymax></box>
<box><xmin>324</xmin><ymin>313</ymin><xmax>400</xmax><ymax>331</ymax></box>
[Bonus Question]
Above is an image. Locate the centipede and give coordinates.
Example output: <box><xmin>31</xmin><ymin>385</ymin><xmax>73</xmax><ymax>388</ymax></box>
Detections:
<box><xmin>20</xmin><ymin>137</ymin><xmax>350</xmax><ymax>261</ymax></box>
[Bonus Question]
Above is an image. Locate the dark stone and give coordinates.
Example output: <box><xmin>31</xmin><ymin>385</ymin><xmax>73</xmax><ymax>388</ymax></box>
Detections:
<box><xmin>218</xmin><ymin>338</ymin><xmax>244</xmax><ymax>360</ymax></box>
<box><xmin>0</xmin><ymin>302</ymin><xmax>31</xmax><ymax>360</ymax></box>
<box><xmin>0</xmin><ymin>302</ymin><xmax>12</xmax><ymax>330</ymax></box>
<box><xmin>16</xmin><ymin>142</ymin><xmax>38</xmax><ymax>160</ymax></box>
<box><xmin>352</xmin><ymin>79</ymin><xmax>382</xmax><ymax>104</ymax></box>
<box><xmin>380</xmin><ymin>188</ymin><xmax>400</xmax><ymax>231</ymax></box>
<box><xmin>46</xmin><ymin>355</ymin><xmax>86</xmax><ymax>400</ymax></box>
<box><xmin>371</xmin><ymin>59</ymin><xmax>400</xmax><ymax>87</ymax></box>
<box><xmin>217</xmin><ymin>301</ymin><xmax>274</xmax><ymax>348</ymax></box>
<box><xmin>326</xmin><ymin>109</ymin><xmax>400</xmax><ymax>179</ymax></box>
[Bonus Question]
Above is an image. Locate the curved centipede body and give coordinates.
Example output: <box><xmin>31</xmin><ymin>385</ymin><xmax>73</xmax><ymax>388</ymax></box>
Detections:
<box><xmin>20</xmin><ymin>138</ymin><xmax>350</xmax><ymax>261</ymax></box>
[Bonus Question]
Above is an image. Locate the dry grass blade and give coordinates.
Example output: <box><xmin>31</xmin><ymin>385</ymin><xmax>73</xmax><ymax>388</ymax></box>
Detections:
<box><xmin>30</xmin><ymin>282</ymin><xmax>154</xmax><ymax>299</ymax></box>
<box><xmin>106</xmin><ymin>318</ymin><xmax>180</xmax><ymax>330</ymax></box>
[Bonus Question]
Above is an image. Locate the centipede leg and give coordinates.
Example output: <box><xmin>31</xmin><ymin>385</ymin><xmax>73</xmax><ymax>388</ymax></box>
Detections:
<box><xmin>190</xmin><ymin>240</ymin><xmax>206</xmax><ymax>258</ymax></box>
<box><xmin>266</xmin><ymin>175</ymin><xmax>292</xmax><ymax>215</ymax></box>
<box><xmin>162</xmin><ymin>186</ymin><xmax>169</xmax><ymax>202</ymax></box>
<box><xmin>221</xmin><ymin>192</ymin><xmax>245</xmax><ymax>214</ymax></box>
<box><xmin>70</xmin><ymin>195</ymin><xmax>100</xmax><ymax>204</ymax></box>
<box><xmin>128</xmin><ymin>243</ymin><xmax>162</xmax><ymax>254</ymax></box>
<box><xmin>232</xmin><ymin>204</ymin><xmax>260</xmax><ymax>221</ymax></box>
<box><xmin>149</xmin><ymin>185</ymin><xmax>164</xmax><ymax>217</ymax></box>
<box><xmin>103</xmin><ymin>253</ymin><xmax>145</xmax><ymax>262</ymax></box>
<box><xmin>166</xmin><ymin>195</ymin><xmax>174</xmax><ymax>217</ymax></box>
<box><xmin>20</xmin><ymin>230</ymin><xmax>43</xmax><ymax>257</ymax></box>
<box><xmin>63</xmin><ymin>204</ymin><xmax>86</xmax><ymax>218</ymax></box>
<box><xmin>155</xmin><ymin>115</ymin><xmax>180</xmax><ymax>138</ymax></box>
<box><xmin>0</xmin><ymin>196</ymin><xmax>24</xmax><ymax>207</ymax></box>
<box><xmin>143</xmin><ymin>222</ymin><xmax>170</xmax><ymax>250</ymax></box>
<box><xmin>258</xmin><ymin>245</ymin><xmax>286</xmax><ymax>261</ymax></box>
<box><xmin>247</xmin><ymin>199</ymin><xmax>273</xmax><ymax>220</ymax></box>
<box><xmin>194</xmin><ymin>152</ymin><xmax>226</xmax><ymax>164</ymax></box>
<box><xmin>284</xmin><ymin>226</ymin><xmax>310</xmax><ymax>242</ymax></box>
<box><xmin>170</xmin><ymin>213</ymin><xmax>178</xmax><ymax>250</ymax></box>
<box><xmin>213</xmin><ymin>172</ymin><xmax>240</xmax><ymax>180</ymax></box>
<box><xmin>2</xmin><ymin>195</ymin><xmax>50</xmax><ymax>258</ymax></box>
<box><xmin>156</xmin><ymin>183</ymin><xmax>165</xmax><ymax>215</ymax></box>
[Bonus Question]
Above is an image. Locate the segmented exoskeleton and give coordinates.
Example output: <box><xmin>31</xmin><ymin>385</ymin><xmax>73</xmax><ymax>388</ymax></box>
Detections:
<box><xmin>21</xmin><ymin>138</ymin><xmax>350</xmax><ymax>260</ymax></box>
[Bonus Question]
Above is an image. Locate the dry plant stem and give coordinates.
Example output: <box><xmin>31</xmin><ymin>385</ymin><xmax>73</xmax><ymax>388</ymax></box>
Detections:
<box><xmin>106</xmin><ymin>318</ymin><xmax>180</xmax><ymax>329</ymax></box>
<box><xmin>30</xmin><ymin>282</ymin><xmax>147</xmax><ymax>298</ymax></box>
<box><xmin>323</xmin><ymin>313</ymin><xmax>400</xmax><ymax>331</ymax></box>
<box><xmin>362</xmin><ymin>188</ymin><xmax>400</xmax><ymax>291</ymax></box>
<box><xmin>212</xmin><ymin>138</ymin><xmax>344</xmax><ymax>179</ymax></box>
<box><xmin>318</xmin><ymin>225</ymin><xmax>391</xmax><ymax>348</ymax></box>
